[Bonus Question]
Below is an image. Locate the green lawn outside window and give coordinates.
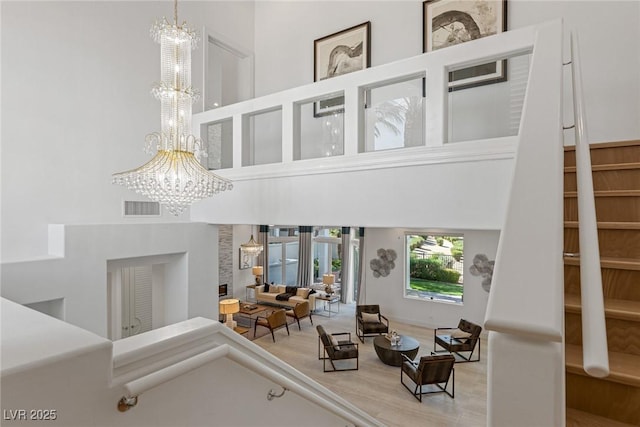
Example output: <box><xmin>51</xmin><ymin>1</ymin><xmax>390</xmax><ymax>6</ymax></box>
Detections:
<box><xmin>409</xmin><ymin>278</ymin><xmax>463</xmax><ymax>297</ymax></box>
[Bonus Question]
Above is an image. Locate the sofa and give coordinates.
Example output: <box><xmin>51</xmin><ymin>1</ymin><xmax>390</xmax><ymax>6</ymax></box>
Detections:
<box><xmin>255</xmin><ymin>284</ymin><xmax>317</xmax><ymax>309</ymax></box>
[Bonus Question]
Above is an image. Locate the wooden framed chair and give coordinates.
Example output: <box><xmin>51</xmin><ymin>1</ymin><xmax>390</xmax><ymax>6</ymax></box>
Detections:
<box><xmin>285</xmin><ymin>301</ymin><xmax>313</xmax><ymax>330</ymax></box>
<box><xmin>254</xmin><ymin>309</ymin><xmax>289</xmax><ymax>342</ymax></box>
<box><xmin>433</xmin><ymin>318</ymin><xmax>482</xmax><ymax>362</ymax></box>
<box><xmin>355</xmin><ymin>304</ymin><xmax>389</xmax><ymax>343</ymax></box>
<box><xmin>316</xmin><ymin>325</ymin><xmax>358</xmax><ymax>372</ymax></box>
<box><xmin>401</xmin><ymin>353</ymin><xmax>455</xmax><ymax>401</ymax></box>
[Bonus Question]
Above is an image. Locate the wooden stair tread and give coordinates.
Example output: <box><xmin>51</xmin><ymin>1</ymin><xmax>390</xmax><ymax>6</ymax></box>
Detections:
<box><xmin>566</xmin><ymin>408</ymin><xmax>636</xmax><ymax>427</ymax></box>
<box><xmin>564</xmin><ymin>256</ymin><xmax>640</xmax><ymax>271</ymax></box>
<box><xmin>565</xmin><ymin>294</ymin><xmax>640</xmax><ymax>321</ymax></box>
<box><xmin>566</xmin><ymin>344</ymin><xmax>640</xmax><ymax>387</ymax></box>
<box><xmin>565</xmin><ymin>161</ymin><xmax>640</xmax><ymax>173</ymax></box>
<box><xmin>565</xmin><ymin>190</ymin><xmax>640</xmax><ymax>198</ymax></box>
<box><xmin>564</xmin><ymin>221</ymin><xmax>640</xmax><ymax>230</ymax></box>
<box><xmin>564</xmin><ymin>140</ymin><xmax>640</xmax><ymax>152</ymax></box>
<box><xmin>564</xmin><ymin>140</ymin><xmax>640</xmax><ymax>424</ymax></box>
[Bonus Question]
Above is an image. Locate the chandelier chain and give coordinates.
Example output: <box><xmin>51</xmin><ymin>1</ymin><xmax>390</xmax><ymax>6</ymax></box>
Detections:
<box><xmin>174</xmin><ymin>0</ymin><xmax>178</xmax><ymax>26</ymax></box>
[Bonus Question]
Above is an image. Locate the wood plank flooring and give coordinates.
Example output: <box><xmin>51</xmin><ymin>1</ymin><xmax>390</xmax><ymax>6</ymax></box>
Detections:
<box><xmin>253</xmin><ymin>303</ymin><xmax>487</xmax><ymax>427</ymax></box>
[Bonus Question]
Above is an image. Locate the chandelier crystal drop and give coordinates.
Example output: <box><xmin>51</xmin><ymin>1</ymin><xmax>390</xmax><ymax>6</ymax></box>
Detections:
<box><xmin>113</xmin><ymin>0</ymin><xmax>232</xmax><ymax>216</ymax></box>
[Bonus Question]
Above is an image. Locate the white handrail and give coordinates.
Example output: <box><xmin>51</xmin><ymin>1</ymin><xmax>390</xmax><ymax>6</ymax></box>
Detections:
<box><xmin>121</xmin><ymin>343</ymin><xmax>384</xmax><ymax>427</ymax></box>
<box><xmin>123</xmin><ymin>345</ymin><xmax>228</xmax><ymax>397</ymax></box>
<box><xmin>570</xmin><ymin>32</ymin><xmax>609</xmax><ymax>378</ymax></box>
<box><xmin>484</xmin><ymin>20</ymin><xmax>565</xmax><ymax>342</ymax></box>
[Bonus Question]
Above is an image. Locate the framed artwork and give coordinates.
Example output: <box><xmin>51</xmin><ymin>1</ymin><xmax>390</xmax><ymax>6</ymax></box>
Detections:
<box><xmin>239</xmin><ymin>248</ymin><xmax>254</xmax><ymax>270</ymax></box>
<box><xmin>423</xmin><ymin>0</ymin><xmax>507</xmax><ymax>91</ymax></box>
<box><xmin>314</xmin><ymin>21</ymin><xmax>371</xmax><ymax>116</ymax></box>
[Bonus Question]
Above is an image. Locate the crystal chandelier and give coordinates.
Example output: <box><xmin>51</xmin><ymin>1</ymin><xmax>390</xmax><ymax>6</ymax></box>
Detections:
<box><xmin>240</xmin><ymin>235</ymin><xmax>263</xmax><ymax>255</ymax></box>
<box><xmin>113</xmin><ymin>0</ymin><xmax>232</xmax><ymax>216</ymax></box>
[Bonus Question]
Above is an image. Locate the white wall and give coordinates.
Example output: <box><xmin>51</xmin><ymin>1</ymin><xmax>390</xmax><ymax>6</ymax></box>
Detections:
<box><xmin>0</xmin><ymin>1</ymin><xmax>255</xmax><ymax>260</ymax></box>
<box><xmin>362</xmin><ymin>228</ymin><xmax>499</xmax><ymax>329</ymax></box>
<box><xmin>254</xmin><ymin>1</ymin><xmax>422</xmax><ymax>97</ymax></box>
<box><xmin>233</xmin><ymin>224</ymin><xmax>259</xmax><ymax>299</ymax></box>
<box><xmin>191</xmin><ymin>152</ymin><xmax>515</xmax><ymax>229</ymax></box>
<box><xmin>253</xmin><ymin>1</ymin><xmax>639</xmax><ymax>144</ymax></box>
<box><xmin>1</xmin><ymin>223</ymin><xmax>218</xmax><ymax>337</ymax></box>
<box><xmin>510</xmin><ymin>0</ymin><xmax>640</xmax><ymax>144</ymax></box>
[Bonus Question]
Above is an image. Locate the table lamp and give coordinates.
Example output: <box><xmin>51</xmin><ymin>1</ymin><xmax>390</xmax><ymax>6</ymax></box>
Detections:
<box><xmin>219</xmin><ymin>298</ymin><xmax>240</xmax><ymax>329</ymax></box>
<box><xmin>252</xmin><ymin>266</ymin><xmax>264</xmax><ymax>285</ymax></box>
<box><xmin>323</xmin><ymin>273</ymin><xmax>335</xmax><ymax>295</ymax></box>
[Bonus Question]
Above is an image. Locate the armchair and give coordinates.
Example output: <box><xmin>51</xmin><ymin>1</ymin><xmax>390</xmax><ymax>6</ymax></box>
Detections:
<box><xmin>316</xmin><ymin>325</ymin><xmax>359</xmax><ymax>372</ymax></box>
<box><xmin>433</xmin><ymin>318</ymin><xmax>482</xmax><ymax>362</ymax></box>
<box><xmin>254</xmin><ymin>309</ymin><xmax>290</xmax><ymax>342</ymax></box>
<box><xmin>356</xmin><ymin>304</ymin><xmax>389</xmax><ymax>343</ymax></box>
<box><xmin>401</xmin><ymin>353</ymin><xmax>455</xmax><ymax>401</ymax></box>
<box><xmin>285</xmin><ymin>301</ymin><xmax>313</xmax><ymax>330</ymax></box>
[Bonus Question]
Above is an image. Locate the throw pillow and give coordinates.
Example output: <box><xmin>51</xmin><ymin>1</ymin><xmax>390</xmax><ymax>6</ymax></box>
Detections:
<box><xmin>450</xmin><ymin>328</ymin><xmax>472</xmax><ymax>339</ymax></box>
<box><xmin>330</xmin><ymin>335</ymin><xmax>340</xmax><ymax>349</ymax></box>
<box><xmin>263</xmin><ymin>283</ymin><xmax>270</xmax><ymax>293</ymax></box>
<box><xmin>296</xmin><ymin>287</ymin><xmax>311</xmax><ymax>298</ymax></box>
<box><xmin>285</xmin><ymin>285</ymin><xmax>298</xmax><ymax>294</ymax></box>
<box><xmin>361</xmin><ymin>312</ymin><xmax>379</xmax><ymax>323</ymax></box>
<box><xmin>269</xmin><ymin>285</ymin><xmax>281</xmax><ymax>294</ymax></box>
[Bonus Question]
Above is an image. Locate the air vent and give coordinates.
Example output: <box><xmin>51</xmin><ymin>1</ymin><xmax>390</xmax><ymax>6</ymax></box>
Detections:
<box><xmin>123</xmin><ymin>200</ymin><xmax>161</xmax><ymax>217</ymax></box>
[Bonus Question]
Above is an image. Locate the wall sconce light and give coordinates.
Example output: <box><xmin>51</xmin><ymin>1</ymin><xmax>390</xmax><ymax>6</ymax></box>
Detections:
<box><xmin>219</xmin><ymin>299</ymin><xmax>240</xmax><ymax>329</ymax></box>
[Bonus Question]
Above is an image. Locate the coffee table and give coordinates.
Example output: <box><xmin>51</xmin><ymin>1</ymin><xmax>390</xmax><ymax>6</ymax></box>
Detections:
<box><xmin>373</xmin><ymin>335</ymin><xmax>420</xmax><ymax>367</ymax></box>
<box><xmin>235</xmin><ymin>303</ymin><xmax>269</xmax><ymax>329</ymax></box>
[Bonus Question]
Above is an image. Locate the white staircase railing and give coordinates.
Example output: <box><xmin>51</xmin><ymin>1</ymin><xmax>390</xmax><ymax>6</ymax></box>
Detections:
<box><xmin>117</xmin><ymin>340</ymin><xmax>383</xmax><ymax>426</ymax></box>
<box><xmin>569</xmin><ymin>32</ymin><xmax>609</xmax><ymax>378</ymax></box>
<box><xmin>112</xmin><ymin>318</ymin><xmax>384</xmax><ymax>427</ymax></box>
<box><xmin>484</xmin><ymin>20</ymin><xmax>566</xmax><ymax>426</ymax></box>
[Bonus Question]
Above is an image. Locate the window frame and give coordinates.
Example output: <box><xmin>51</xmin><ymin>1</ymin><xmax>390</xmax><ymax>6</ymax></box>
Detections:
<box><xmin>404</xmin><ymin>232</ymin><xmax>464</xmax><ymax>305</ymax></box>
<box><xmin>312</xmin><ymin>227</ymin><xmax>342</xmax><ymax>284</ymax></box>
<box><xmin>267</xmin><ymin>227</ymin><xmax>300</xmax><ymax>286</ymax></box>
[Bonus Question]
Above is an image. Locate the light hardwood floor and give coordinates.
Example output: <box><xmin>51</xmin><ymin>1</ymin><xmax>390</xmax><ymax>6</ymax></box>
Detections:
<box><xmin>252</xmin><ymin>303</ymin><xmax>487</xmax><ymax>427</ymax></box>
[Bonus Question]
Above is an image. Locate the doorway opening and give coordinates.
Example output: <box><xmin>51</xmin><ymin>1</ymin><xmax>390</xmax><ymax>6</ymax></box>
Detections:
<box><xmin>106</xmin><ymin>253</ymin><xmax>187</xmax><ymax>340</ymax></box>
<box><xmin>203</xmin><ymin>30</ymin><xmax>254</xmax><ymax>111</ymax></box>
